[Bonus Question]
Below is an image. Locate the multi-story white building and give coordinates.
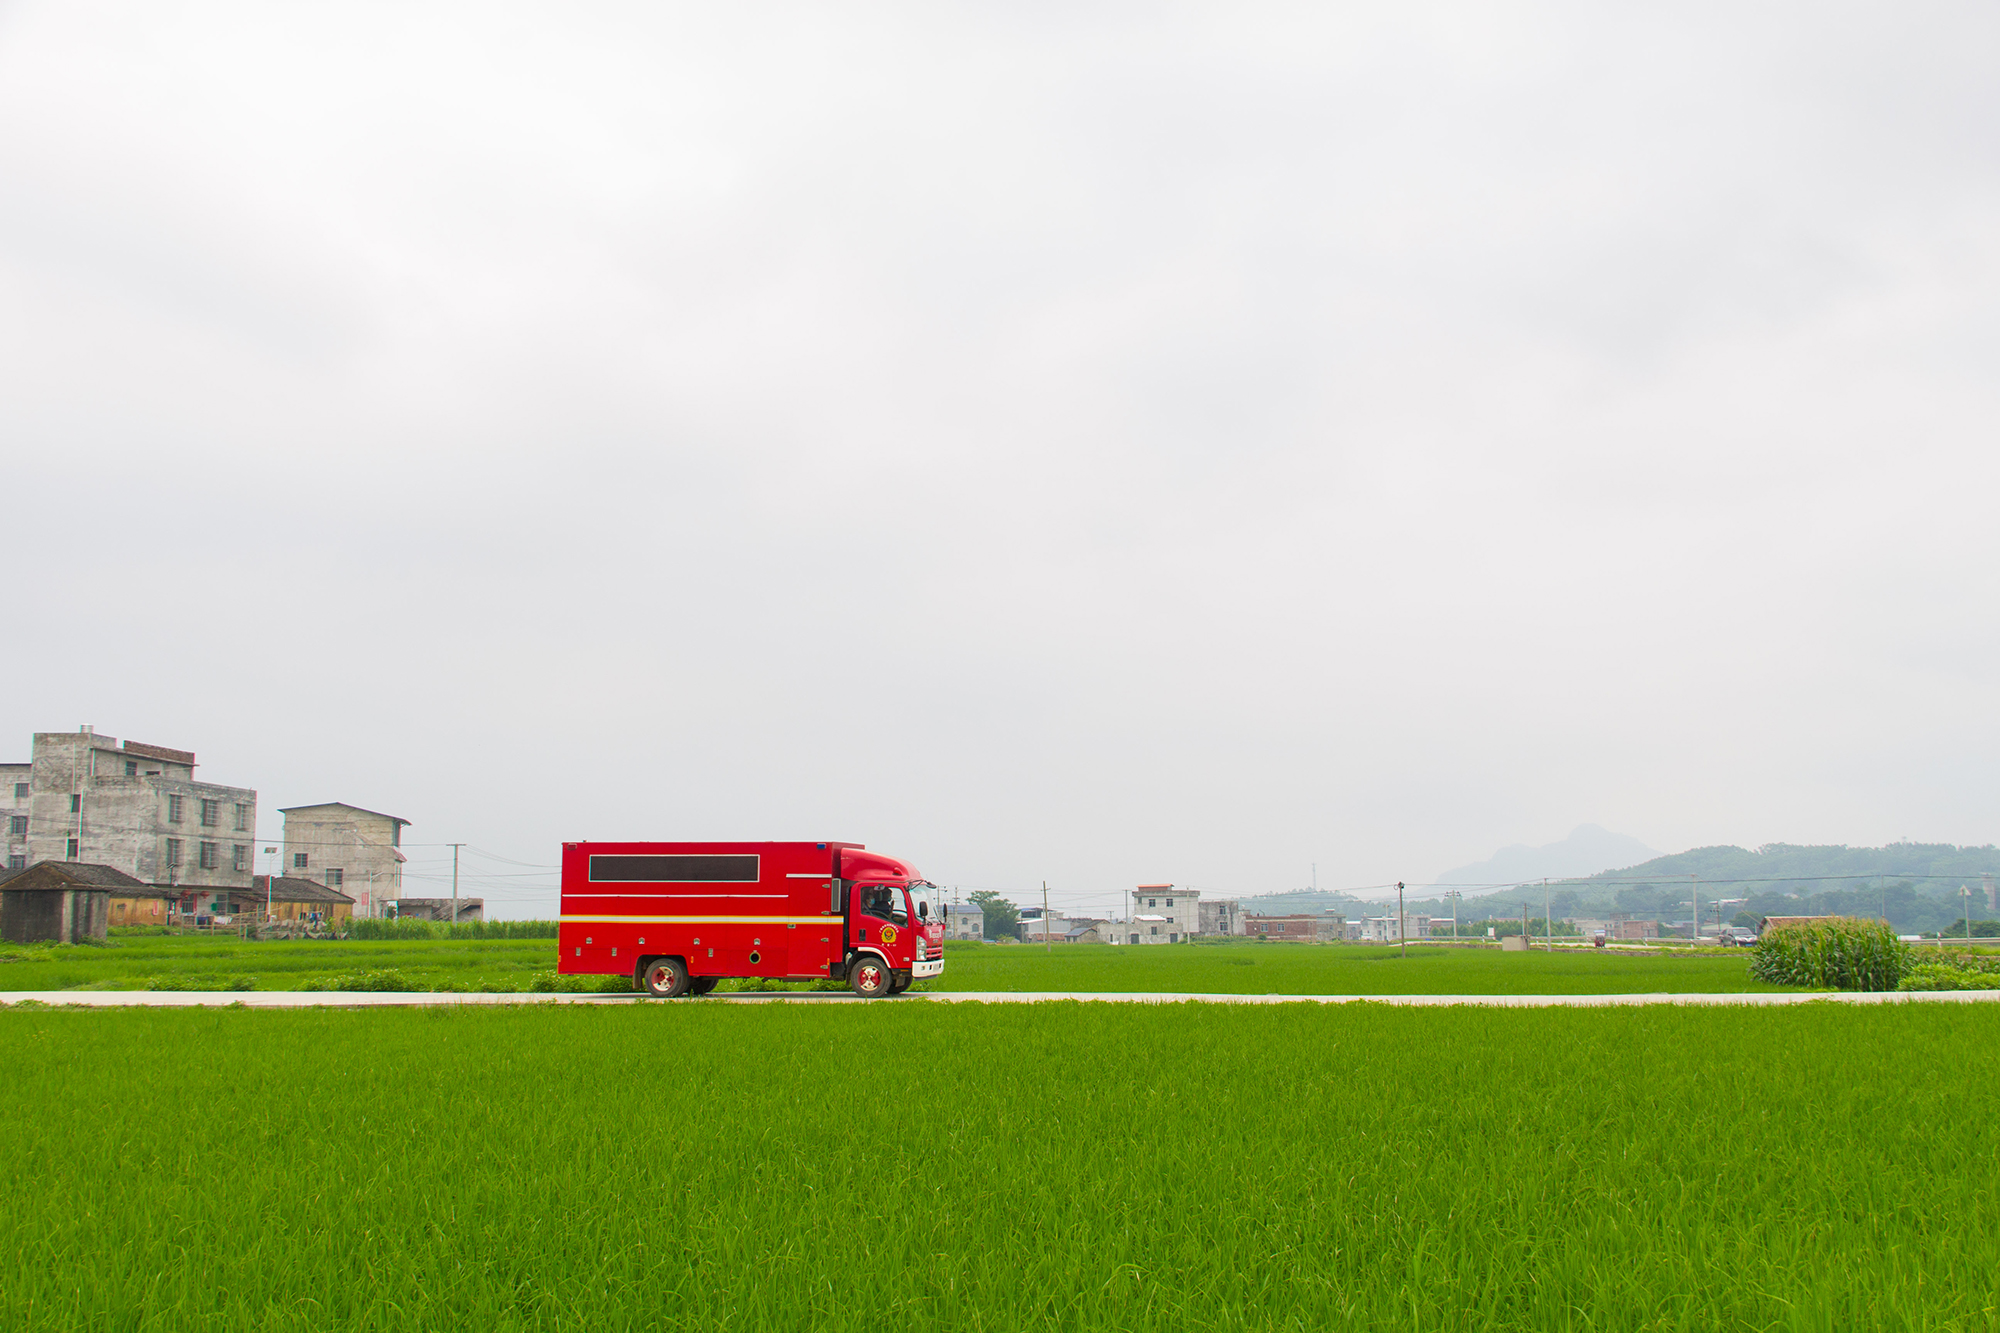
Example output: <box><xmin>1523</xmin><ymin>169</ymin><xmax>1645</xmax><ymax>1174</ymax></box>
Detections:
<box><xmin>281</xmin><ymin>802</ymin><xmax>410</xmax><ymax>919</ymax></box>
<box><xmin>1116</xmin><ymin>884</ymin><xmax>1198</xmax><ymax>944</ymax></box>
<box><xmin>2</xmin><ymin>728</ymin><xmax>257</xmax><ymax>888</ymax></box>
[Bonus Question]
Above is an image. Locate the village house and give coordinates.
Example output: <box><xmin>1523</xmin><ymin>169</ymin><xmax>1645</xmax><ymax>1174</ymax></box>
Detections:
<box><xmin>254</xmin><ymin>875</ymin><xmax>356</xmax><ymax>925</ymax></box>
<box><xmin>281</xmin><ymin>802</ymin><xmax>410</xmax><ymax>919</ymax></box>
<box><xmin>1198</xmin><ymin>898</ymin><xmax>1245</xmax><ymax>936</ymax></box>
<box><xmin>1114</xmin><ymin>885</ymin><xmax>1198</xmax><ymax>943</ymax></box>
<box><xmin>945</xmin><ymin>902</ymin><xmax>983</xmax><ymax>940</ymax></box>
<box><xmin>0</xmin><ymin>861</ymin><xmax>143</xmax><ymax>943</ymax></box>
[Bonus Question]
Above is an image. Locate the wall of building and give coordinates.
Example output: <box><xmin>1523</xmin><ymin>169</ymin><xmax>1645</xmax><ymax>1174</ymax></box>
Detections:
<box><xmin>2</xmin><ymin>764</ymin><xmax>28</xmax><ymax>870</ymax></box>
<box><xmin>21</xmin><ymin>731</ymin><xmax>256</xmax><ymax>889</ymax></box>
<box><xmin>1198</xmin><ymin>899</ymin><xmax>1245</xmax><ymax>936</ymax></box>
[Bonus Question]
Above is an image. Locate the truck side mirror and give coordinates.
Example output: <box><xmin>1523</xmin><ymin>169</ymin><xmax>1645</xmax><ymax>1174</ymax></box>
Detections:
<box><xmin>918</xmin><ymin>902</ymin><xmax>929</xmax><ymax>919</ymax></box>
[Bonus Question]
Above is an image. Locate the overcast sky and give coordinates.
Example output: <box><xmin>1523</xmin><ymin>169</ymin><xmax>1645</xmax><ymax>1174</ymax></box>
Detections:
<box><xmin>3</xmin><ymin>0</ymin><xmax>1996</xmax><ymax>917</ymax></box>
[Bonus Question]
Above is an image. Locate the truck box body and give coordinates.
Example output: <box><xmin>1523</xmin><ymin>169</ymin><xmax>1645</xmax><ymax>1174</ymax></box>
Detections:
<box><xmin>558</xmin><ymin>840</ymin><xmax>944</xmax><ymax>988</ymax></box>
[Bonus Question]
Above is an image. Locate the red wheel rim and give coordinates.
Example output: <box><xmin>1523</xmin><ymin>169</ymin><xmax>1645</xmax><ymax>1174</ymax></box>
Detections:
<box><xmin>856</xmin><ymin>963</ymin><xmax>882</xmax><ymax>990</ymax></box>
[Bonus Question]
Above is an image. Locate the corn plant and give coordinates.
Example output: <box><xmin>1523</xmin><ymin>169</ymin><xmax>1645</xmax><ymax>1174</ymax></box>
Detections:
<box><xmin>1750</xmin><ymin>915</ymin><xmax>1910</xmax><ymax>990</ymax></box>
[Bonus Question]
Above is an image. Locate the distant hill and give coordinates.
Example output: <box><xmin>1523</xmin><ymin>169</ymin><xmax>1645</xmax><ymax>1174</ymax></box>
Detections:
<box><xmin>1430</xmin><ymin>825</ymin><xmax>1658</xmax><ymax>892</ymax></box>
<box><xmin>1401</xmin><ymin>842</ymin><xmax>2000</xmax><ymax>935</ymax></box>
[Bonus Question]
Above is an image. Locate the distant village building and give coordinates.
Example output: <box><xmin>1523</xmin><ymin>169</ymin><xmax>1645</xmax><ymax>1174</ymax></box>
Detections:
<box><xmin>1612</xmin><ymin>919</ymin><xmax>1659</xmax><ymax>940</ymax></box>
<box><xmin>390</xmin><ymin>897</ymin><xmax>483</xmax><ymax>923</ymax></box>
<box><xmin>1</xmin><ymin>728</ymin><xmax>256</xmax><ymax>890</ymax></box>
<box><xmin>1360</xmin><ymin>913</ymin><xmax>1430</xmax><ymax>942</ymax></box>
<box><xmin>281</xmin><ymin>803</ymin><xmax>410</xmax><ymax>919</ymax></box>
<box><xmin>1245</xmin><ymin>913</ymin><xmax>1320</xmax><ymax>941</ymax></box>
<box><xmin>0</xmin><ymin>861</ymin><xmax>141</xmax><ymax>943</ymax></box>
<box><xmin>945</xmin><ymin>902</ymin><xmax>983</xmax><ymax>940</ymax></box>
<box><xmin>1119</xmin><ymin>885</ymin><xmax>1198</xmax><ymax>944</ymax></box>
<box><xmin>1020</xmin><ymin>910</ymin><xmax>1108</xmax><ymax>943</ymax></box>
<box><xmin>1199</xmin><ymin>899</ymin><xmax>1245</xmax><ymax>936</ymax></box>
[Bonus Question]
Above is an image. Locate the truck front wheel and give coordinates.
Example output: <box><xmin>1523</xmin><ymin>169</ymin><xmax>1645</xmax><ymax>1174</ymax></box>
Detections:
<box><xmin>849</xmin><ymin>957</ymin><xmax>892</xmax><ymax>998</ymax></box>
<box><xmin>640</xmin><ymin>957</ymin><xmax>689</xmax><ymax>998</ymax></box>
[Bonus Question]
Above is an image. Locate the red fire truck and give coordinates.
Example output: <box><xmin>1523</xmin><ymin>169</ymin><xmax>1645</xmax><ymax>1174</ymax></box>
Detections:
<box><xmin>558</xmin><ymin>840</ymin><xmax>946</xmax><ymax>998</ymax></box>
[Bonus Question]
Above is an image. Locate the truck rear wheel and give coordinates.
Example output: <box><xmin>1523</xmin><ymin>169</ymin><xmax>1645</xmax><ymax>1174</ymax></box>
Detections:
<box><xmin>849</xmin><ymin>957</ymin><xmax>892</xmax><ymax>998</ymax></box>
<box><xmin>640</xmin><ymin>957</ymin><xmax>689</xmax><ymax>998</ymax></box>
<box><xmin>688</xmin><ymin>976</ymin><xmax>717</xmax><ymax>996</ymax></box>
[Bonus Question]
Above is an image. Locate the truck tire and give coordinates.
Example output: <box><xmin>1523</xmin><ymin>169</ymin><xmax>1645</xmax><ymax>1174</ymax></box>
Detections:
<box><xmin>640</xmin><ymin>957</ymin><xmax>689</xmax><ymax>998</ymax></box>
<box><xmin>849</xmin><ymin>956</ymin><xmax>892</xmax><ymax>998</ymax></box>
<box><xmin>688</xmin><ymin>976</ymin><xmax>718</xmax><ymax>996</ymax></box>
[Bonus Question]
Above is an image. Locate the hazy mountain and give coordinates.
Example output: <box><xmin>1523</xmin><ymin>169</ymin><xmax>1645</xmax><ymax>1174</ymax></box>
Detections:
<box><xmin>1430</xmin><ymin>825</ymin><xmax>1658</xmax><ymax>893</ymax></box>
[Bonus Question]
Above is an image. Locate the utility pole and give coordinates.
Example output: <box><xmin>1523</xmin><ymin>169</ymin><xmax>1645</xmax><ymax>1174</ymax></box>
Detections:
<box><xmin>449</xmin><ymin>843</ymin><xmax>464</xmax><ymax>931</ymax></box>
<box><xmin>1043</xmin><ymin>880</ymin><xmax>1051</xmax><ymax>954</ymax></box>
<box><xmin>1964</xmin><ymin>885</ymin><xmax>1973</xmax><ymax>944</ymax></box>
<box><xmin>1690</xmin><ymin>874</ymin><xmax>1699</xmax><ymax>948</ymax></box>
<box><xmin>1447</xmin><ymin>890</ymin><xmax>1460</xmax><ymax>940</ymax></box>
<box><xmin>1397</xmin><ymin>881</ymin><xmax>1406</xmax><ymax>957</ymax></box>
<box><xmin>1544</xmin><ymin>878</ymin><xmax>1552</xmax><ymax>951</ymax></box>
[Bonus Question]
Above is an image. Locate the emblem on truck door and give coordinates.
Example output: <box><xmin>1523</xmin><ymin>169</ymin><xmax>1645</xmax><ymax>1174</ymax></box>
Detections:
<box><xmin>879</xmin><ymin>925</ymin><xmax>897</xmax><ymax>944</ymax></box>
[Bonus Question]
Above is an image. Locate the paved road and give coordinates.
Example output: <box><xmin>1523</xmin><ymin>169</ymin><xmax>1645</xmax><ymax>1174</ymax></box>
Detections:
<box><xmin>1</xmin><ymin>989</ymin><xmax>1995</xmax><ymax>1008</ymax></box>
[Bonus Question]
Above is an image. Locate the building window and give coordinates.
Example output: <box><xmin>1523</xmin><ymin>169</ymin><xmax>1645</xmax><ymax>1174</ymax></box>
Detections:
<box><xmin>7</xmin><ymin>855</ymin><xmax>23</xmax><ymax>870</ymax></box>
<box><xmin>1166</xmin><ymin>899</ymin><xmax>1174</xmax><ymax>907</ymax></box>
<box><xmin>327</xmin><ymin>869</ymin><xmax>344</xmax><ymax>887</ymax></box>
<box><xmin>70</xmin><ymin>793</ymin><xmax>81</xmax><ymax>813</ymax></box>
<box><xmin>1129</xmin><ymin>933</ymin><xmax>1139</xmax><ymax>944</ymax></box>
<box><xmin>1150</xmin><ymin>925</ymin><xmax>1158</xmax><ymax>936</ymax></box>
<box><xmin>67</xmin><ymin>838</ymin><xmax>79</xmax><ymax>859</ymax></box>
<box><xmin>234</xmin><ymin>804</ymin><xmax>248</xmax><ymax>831</ymax></box>
<box><xmin>293</xmin><ymin>852</ymin><xmax>308</xmax><ymax>869</ymax></box>
<box><xmin>1170</xmin><ymin>932</ymin><xmax>1178</xmax><ymax>943</ymax></box>
<box><xmin>1147</xmin><ymin>898</ymin><xmax>1156</xmax><ymax>908</ymax></box>
<box><xmin>125</xmin><ymin>760</ymin><xmax>137</xmax><ymax>776</ymax></box>
<box><xmin>8</xmin><ymin>816</ymin><xmax>24</xmax><ymax>837</ymax></box>
<box><xmin>233</xmin><ymin>845</ymin><xmax>248</xmax><ymax>872</ymax></box>
<box><xmin>199</xmin><ymin>842</ymin><xmax>219</xmax><ymax>871</ymax></box>
<box><xmin>166</xmin><ymin>838</ymin><xmax>183</xmax><ymax>867</ymax></box>
<box><xmin>167</xmin><ymin>795</ymin><xmax>184</xmax><ymax>824</ymax></box>
<box><xmin>200</xmin><ymin>799</ymin><xmax>219</xmax><ymax>827</ymax></box>
<box><xmin>12</xmin><ymin>783</ymin><xmax>26</xmax><ymax>800</ymax></box>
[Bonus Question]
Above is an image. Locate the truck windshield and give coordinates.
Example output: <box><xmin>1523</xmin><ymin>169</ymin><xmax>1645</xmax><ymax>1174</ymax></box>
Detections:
<box><xmin>907</xmin><ymin>881</ymin><xmax>938</xmax><ymax>924</ymax></box>
<box><xmin>858</xmin><ymin>884</ymin><xmax>908</xmax><ymax>925</ymax></box>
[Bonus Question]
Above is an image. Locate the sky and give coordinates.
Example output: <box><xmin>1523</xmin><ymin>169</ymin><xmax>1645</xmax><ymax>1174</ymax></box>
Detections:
<box><xmin>3</xmin><ymin>0</ymin><xmax>1997</xmax><ymax>918</ymax></box>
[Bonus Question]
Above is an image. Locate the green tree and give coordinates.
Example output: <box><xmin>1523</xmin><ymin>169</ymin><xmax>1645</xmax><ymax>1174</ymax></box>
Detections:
<box><xmin>968</xmin><ymin>890</ymin><xmax>1020</xmax><ymax>942</ymax></box>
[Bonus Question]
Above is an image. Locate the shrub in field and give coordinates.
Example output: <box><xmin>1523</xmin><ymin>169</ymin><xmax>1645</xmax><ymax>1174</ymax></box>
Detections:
<box><xmin>1898</xmin><ymin>963</ymin><xmax>1996</xmax><ymax>991</ymax></box>
<box><xmin>1750</xmin><ymin>916</ymin><xmax>1910</xmax><ymax>991</ymax></box>
<box><xmin>1897</xmin><ymin>949</ymin><xmax>2000</xmax><ymax>991</ymax></box>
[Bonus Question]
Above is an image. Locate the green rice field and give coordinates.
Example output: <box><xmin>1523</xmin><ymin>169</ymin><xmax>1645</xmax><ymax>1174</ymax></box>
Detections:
<box><xmin>0</xmin><ymin>934</ymin><xmax>1797</xmax><ymax>995</ymax></box>
<box><xmin>3</xmin><ymin>1001</ymin><xmax>1995</xmax><ymax>1331</ymax></box>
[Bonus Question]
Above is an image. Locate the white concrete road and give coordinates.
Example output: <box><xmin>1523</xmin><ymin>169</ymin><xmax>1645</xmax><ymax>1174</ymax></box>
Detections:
<box><xmin>0</xmin><ymin>989</ymin><xmax>1995</xmax><ymax>1008</ymax></box>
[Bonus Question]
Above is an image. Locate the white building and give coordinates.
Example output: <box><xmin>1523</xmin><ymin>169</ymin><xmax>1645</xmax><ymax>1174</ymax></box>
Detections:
<box><xmin>1115</xmin><ymin>884</ymin><xmax>1199</xmax><ymax>944</ymax></box>
<box><xmin>1360</xmin><ymin>913</ymin><xmax>1431</xmax><ymax>942</ymax></box>
<box><xmin>2</xmin><ymin>728</ymin><xmax>257</xmax><ymax>889</ymax></box>
<box><xmin>281</xmin><ymin>802</ymin><xmax>409</xmax><ymax>919</ymax></box>
<box><xmin>945</xmin><ymin>902</ymin><xmax>983</xmax><ymax>940</ymax></box>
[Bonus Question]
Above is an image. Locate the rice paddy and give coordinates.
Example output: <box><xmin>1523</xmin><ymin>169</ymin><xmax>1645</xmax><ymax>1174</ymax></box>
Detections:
<box><xmin>3</xmin><ymin>1000</ymin><xmax>1996</xmax><ymax>1331</ymax></box>
<box><xmin>1</xmin><ymin>934</ymin><xmax>1799</xmax><ymax>995</ymax></box>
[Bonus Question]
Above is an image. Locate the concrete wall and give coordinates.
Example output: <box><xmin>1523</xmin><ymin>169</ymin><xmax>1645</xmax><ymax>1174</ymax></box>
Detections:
<box><xmin>21</xmin><ymin>731</ymin><xmax>256</xmax><ymax>890</ymax></box>
<box><xmin>282</xmin><ymin>804</ymin><xmax>406</xmax><ymax>918</ymax></box>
